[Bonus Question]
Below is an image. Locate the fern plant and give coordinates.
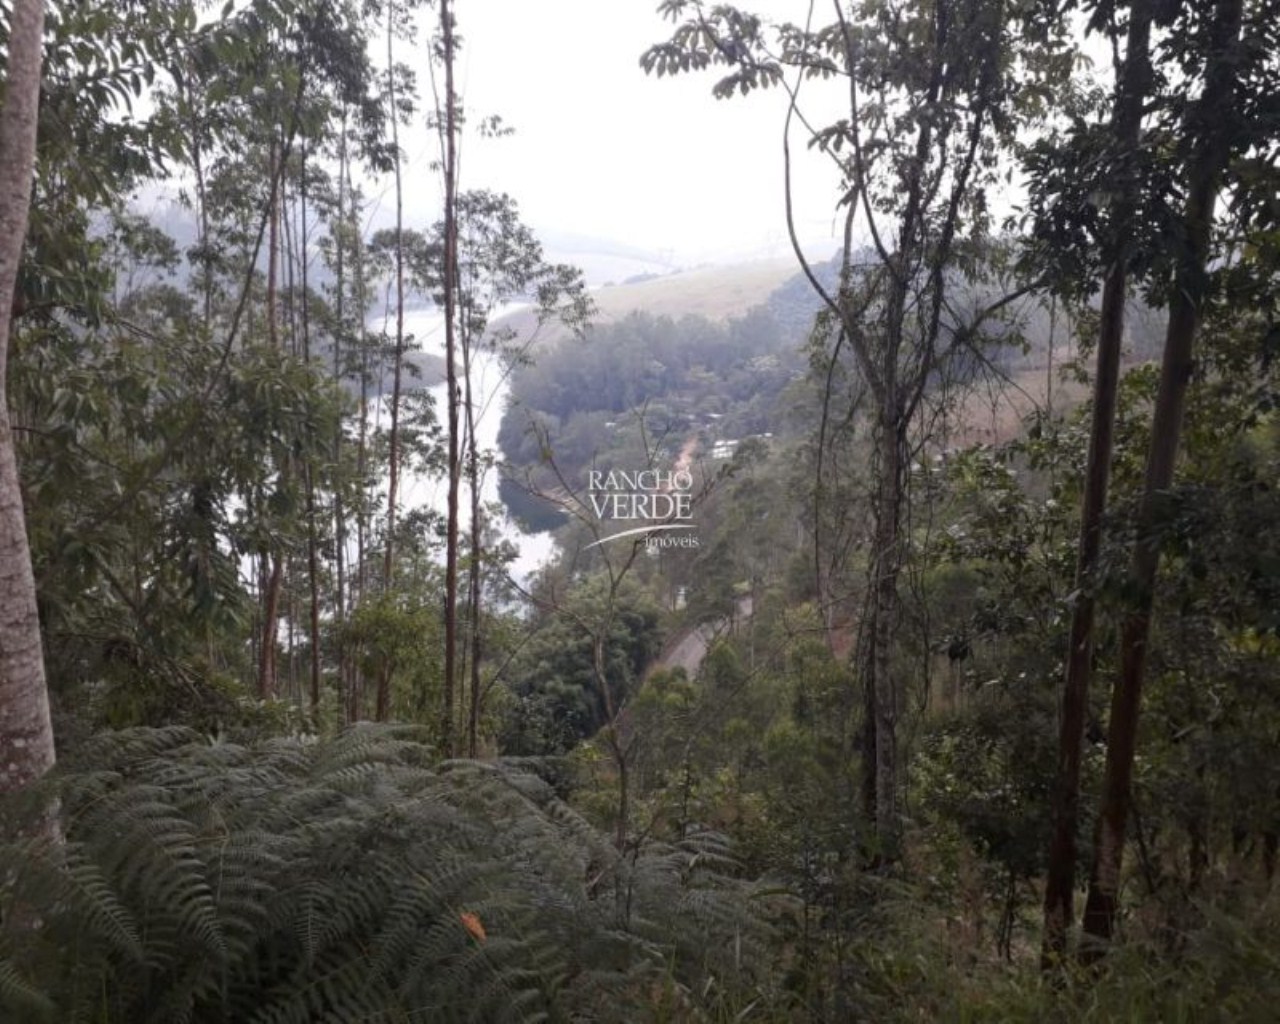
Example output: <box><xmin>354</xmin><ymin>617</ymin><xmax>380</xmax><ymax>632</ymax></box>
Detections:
<box><xmin>0</xmin><ymin>726</ymin><xmax>777</xmax><ymax>1022</ymax></box>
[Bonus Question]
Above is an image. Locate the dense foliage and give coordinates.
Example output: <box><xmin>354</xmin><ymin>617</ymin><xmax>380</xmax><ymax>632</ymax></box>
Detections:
<box><xmin>1</xmin><ymin>728</ymin><xmax>771</xmax><ymax>1022</ymax></box>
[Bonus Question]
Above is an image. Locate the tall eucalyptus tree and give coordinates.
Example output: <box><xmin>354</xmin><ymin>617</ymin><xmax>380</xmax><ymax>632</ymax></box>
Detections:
<box><xmin>435</xmin><ymin>0</ymin><xmax>462</xmax><ymax>754</ymax></box>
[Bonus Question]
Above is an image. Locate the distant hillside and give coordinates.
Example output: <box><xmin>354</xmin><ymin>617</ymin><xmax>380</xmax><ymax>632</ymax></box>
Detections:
<box><xmin>491</xmin><ymin>259</ymin><xmax>799</xmax><ymax>345</ymax></box>
<box><xmin>592</xmin><ymin>259</ymin><xmax>798</xmax><ymax>321</ymax></box>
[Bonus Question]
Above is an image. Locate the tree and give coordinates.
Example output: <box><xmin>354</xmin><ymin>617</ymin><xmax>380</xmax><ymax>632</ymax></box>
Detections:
<box><xmin>380</xmin><ymin>0</ymin><xmax>421</xmax><ymax>609</ymax></box>
<box><xmin>1037</xmin><ymin>0</ymin><xmax>1155</xmax><ymax>965</ymax></box>
<box><xmin>511</xmin><ymin>406</ymin><xmax>716</xmax><ymax>849</ymax></box>
<box><xmin>436</xmin><ymin>0</ymin><xmax>461</xmax><ymax>755</ymax></box>
<box><xmin>644</xmin><ymin>0</ymin><xmax>1071</xmax><ymax>857</ymax></box>
<box><xmin>4</xmin><ymin>0</ymin><xmax>394</xmax><ymax>730</ymax></box>
<box><xmin>0</xmin><ymin>0</ymin><xmax>54</xmax><ymax>795</ymax></box>
<box><xmin>438</xmin><ymin>189</ymin><xmax>590</xmax><ymax>754</ymax></box>
<box><xmin>1081</xmin><ymin>0</ymin><xmax>1257</xmax><ymax>955</ymax></box>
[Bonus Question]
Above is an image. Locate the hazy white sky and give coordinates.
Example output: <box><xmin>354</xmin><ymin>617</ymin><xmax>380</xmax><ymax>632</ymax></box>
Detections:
<box><xmin>384</xmin><ymin>1</ymin><xmax>844</xmax><ymax>269</ymax></box>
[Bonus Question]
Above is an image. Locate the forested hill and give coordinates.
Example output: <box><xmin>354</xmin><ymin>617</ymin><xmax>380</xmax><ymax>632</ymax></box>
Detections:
<box><xmin>494</xmin><ymin>252</ymin><xmax>1165</xmax><ymax>532</ymax></box>
<box><xmin>496</xmin><ymin>279</ymin><xmax>806</xmax><ymax>531</ymax></box>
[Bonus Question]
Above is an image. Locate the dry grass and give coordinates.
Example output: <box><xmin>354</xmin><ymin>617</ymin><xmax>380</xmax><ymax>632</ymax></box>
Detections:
<box><xmin>936</xmin><ymin>344</ymin><xmax>1152</xmax><ymax>449</ymax></box>
<box><xmin>943</xmin><ymin>351</ymin><xmax>1090</xmax><ymax>447</ymax></box>
<box><xmin>491</xmin><ymin>258</ymin><xmax>799</xmax><ymax>345</ymax></box>
<box><xmin>589</xmin><ymin>259</ymin><xmax>798</xmax><ymax>323</ymax></box>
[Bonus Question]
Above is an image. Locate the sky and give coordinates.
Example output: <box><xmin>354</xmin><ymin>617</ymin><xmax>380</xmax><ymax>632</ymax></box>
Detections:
<box><xmin>380</xmin><ymin>1</ymin><xmax>845</xmax><ymax>274</ymax></box>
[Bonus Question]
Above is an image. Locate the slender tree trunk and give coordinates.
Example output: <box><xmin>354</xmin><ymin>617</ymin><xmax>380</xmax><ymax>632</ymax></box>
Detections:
<box><xmin>332</xmin><ymin>120</ymin><xmax>350</xmax><ymax>723</ymax></box>
<box><xmin>266</xmin><ymin>138</ymin><xmax>280</xmax><ymax>349</ymax></box>
<box><xmin>282</xmin><ymin>172</ymin><xmax>298</xmax><ymax>355</ymax></box>
<box><xmin>299</xmin><ymin>144</ymin><xmax>322</xmax><ymax>716</ymax></box>
<box><xmin>383</xmin><ymin>8</ymin><xmax>406</xmax><ymax>594</ymax></box>
<box><xmin>1081</xmin><ymin>0</ymin><xmax>1243</xmax><ymax>956</ymax></box>
<box><xmin>258</xmin><ymin>554</ymin><xmax>284</xmax><ymax>700</ymax></box>
<box><xmin>258</xmin><ymin>140</ymin><xmax>285</xmax><ymax>700</ymax></box>
<box><xmin>376</xmin><ymin>6</ymin><xmax>408</xmax><ymax>723</ymax></box>
<box><xmin>590</xmin><ymin>628</ymin><xmax>630</xmax><ymax>851</ymax></box>
<box><xmin>440</xmin><ymin>0</ymin><xmax>461</xmax><ymax>756</ymax></box>
<box><xmin>860</xmin><ymin>629</ymin><xmax>877</xmax><ymax>826</ymax></box>
<box><xmin>1045</xmin><ymin>297</ymin><xmax>1055</xmax><ymax>415</ymax></box>
<box><xmin>1042</xmin><ymin>0</ymin><xmax>1153</xmax><ymax>965</ymax></box>
<box><xmin>870</xmin><ymin>402</ymin><xmax>904</xmax><ymax>856</ymax></box>
<box><xmin>614</xmin><ymin>736</ymin><xmax>630</xmax><ymax>851</ymax></box>
<box><xmin>0</xmin><ymin>0</ymin><xmax>53</xmax><ymax>796</ymax></box>
<box><xmin>463</xmin><ymin>335</ymin><xmax>484</xmax><ymax>756</ymax></box>
<box><xmin>375</xmin><ymin>663</ymin><xmax>391</xmax><ymax>721</ymax></box>
<box><xmin>286</xmin><ymin>585</ymin><xmax>297</xmax><ymax>699</ymax></box>
<box><xmin>183</xmin><ymin>71</ymin><xmax>214</xmax><ymax>327</ymax></box>
<box><xmin>854</xmin><ymin>38</ymin><xmax>939</xmax><ymax>857</ymax></box>
<box><xmin>812</xmin><ymin>330</ymin><xmax>848</xmax><ymax>656</ymax></box>
<box><xmin>351</xmin><ymin>158</ymin><xmax>371</xmax><ymax>723</ymax></box>
<box><xmin>467</xmin><ymin>483</ymin><xmax>483</xmax><ymax>756</ymax></box>
<box><xmin>352</xmin><ymin>164</ymin><xmax>371</xmax><ymax>611</ymax></box>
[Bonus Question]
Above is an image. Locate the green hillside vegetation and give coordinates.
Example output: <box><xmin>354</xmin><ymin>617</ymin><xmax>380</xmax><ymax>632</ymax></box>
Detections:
<box><xmin>498</xmin><ymin>304</ymin><xmax>800</xmax><ymax>531</ymax></box>
<box><xmin>495</xmin><ymin>255</ymin><xmax>1162</xmax><ymax>535</ymax></box>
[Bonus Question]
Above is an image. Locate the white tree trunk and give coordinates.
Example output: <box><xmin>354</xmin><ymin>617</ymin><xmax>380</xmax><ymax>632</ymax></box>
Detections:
<box><xmin>0</xmin><ymin>0</ymin><xmax>55</xmax><ymax>795</ymax></box>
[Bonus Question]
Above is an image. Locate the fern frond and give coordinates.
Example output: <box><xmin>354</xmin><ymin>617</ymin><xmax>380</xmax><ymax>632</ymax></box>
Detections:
<box><xmin>0</xmin><ymin>957</ymin><xmax>55</xmax><ymax>1021</ymax></box>
<box><xmin>2</xmin><ymin>726</ymin><xmax>771</xmax><ymax>1021</ymax></box>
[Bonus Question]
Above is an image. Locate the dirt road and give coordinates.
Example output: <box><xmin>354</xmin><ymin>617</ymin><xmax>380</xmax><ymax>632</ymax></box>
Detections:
<box><xmin>651</xmin><ymin>595</ymin><xmax>753</xmax><ymax>679</ymax></box>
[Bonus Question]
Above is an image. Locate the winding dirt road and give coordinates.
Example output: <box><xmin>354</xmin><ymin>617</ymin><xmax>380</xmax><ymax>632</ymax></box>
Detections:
<box><xmin>652</xmin><ymin>595</ymin><xmax>753</xmax><ymax>679</ymax></box>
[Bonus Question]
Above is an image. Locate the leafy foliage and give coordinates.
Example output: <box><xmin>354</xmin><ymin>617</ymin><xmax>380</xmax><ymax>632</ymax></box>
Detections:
<box><xmin>502</xmin><ymin>577</ymin><xmax>663</xmax><ymax>755</ymax></box>
<box><xmin>1</xmin><ymin>727</ymin><xmax>773</xmax><ymax>1022</ymax></box>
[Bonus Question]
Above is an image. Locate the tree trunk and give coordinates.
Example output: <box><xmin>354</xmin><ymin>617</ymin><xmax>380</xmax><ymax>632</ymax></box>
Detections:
<box><xmin>375</xmin><ymin>664</ymin><xmax>391</xmax><ymax>721</ymax></box>
<box><xmin>440</xmin><ymin>0</ymin><xmax>460</xmax><ymax>756</ymax></box>
<box><xmin>258</xmin><ymin>552</ymin><xmax>284</xmax><ymax>699</ymax></box>
<box><xmin>350</xmin><ymin>151</ymin><xmax>371</xmax><ymax>723</ymax></box>
<box><xmin>464</xmin><ymin>336</ymin><xmax>483</xmax><ymax>757</ymax></box>
<box><xmin>382</xmin><ymin>6</ymin><xmax>406</xmax><ymax>597</ymax></box>
<box><xmin>854</xmin><ymin>37</ymin><xmax>938</xmax><ymax>858</ymax></box>
<box><xmin>332</xmin><ymin>119</ymin><xmax>350</xmax><ymax>722</ymax></box>
<box><xmin>299</xmin><ymin>144</ymin><xmax>322</xmax><ymax>716</ymax></box>
<box><xmin>614</xmin><ymin>733</ymin><xmax>630</xmax><ymax>851</ymax></box>
<box><xmin>377</xmin><ymin>5</ymin><xmax>407</xmax><ymax>724</ymax></box>
<box><xmin>0</xmin><ymin>0</ymin><xmax>55</xmax><ymax>796</ymax></box>
<box><xmin>258</xmin><ymin>140</ymin><xmax>284</xmax><ymax>700</ymax></box>
<box><xmin>1042</xmin><ymin>0</ymin><xmax>1153</xmax><ymax>965</ymax></box>
<box><xmin>591</xmin><ymin>629</ymin><xmax>630</xmax><ymax>851</ymax></box>
<box><xmin>870</xmin><ymin>403</ymin><xmax>904</xmax><ymax>857</ymax></box>
<box><xmin>266</xmin><ymin>137</ymin><xmax>280</xmax><ymax>350</ymax></box>
<box><xmin>1081</xmin><ymin>0</ymin><xmax>1243</xmax><ymax>957</ymax></box>
<box><xmin>183</xmin><ymin>66</ymin><xmax>213</xmax><ymax>326</ymax></box>
<box><xmin>860</xmin><ymin>636</ymin><xmax>878</xmax><ymax>827</ymax></box>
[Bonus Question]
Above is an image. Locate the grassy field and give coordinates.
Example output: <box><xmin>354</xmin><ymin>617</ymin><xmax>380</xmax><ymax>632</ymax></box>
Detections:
<box><xmin>590</xmin><ymin>259</ymin><xmax>798</xmax><ymax>322</ymax></box>
<box><xmin>492</xmin><ymin>258</ymin><xmax>800</xmax><ymax>344</ymax></box>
